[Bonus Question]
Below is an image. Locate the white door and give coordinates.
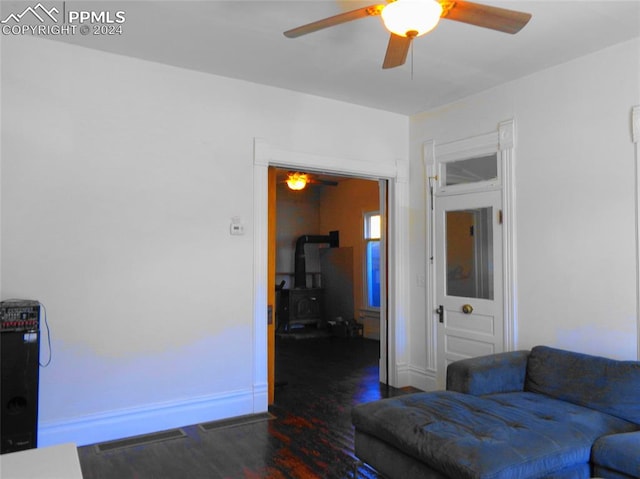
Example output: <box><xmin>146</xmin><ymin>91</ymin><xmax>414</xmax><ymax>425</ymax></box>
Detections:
<box><xmin>435</xmin><ymin>189</ymin><xmax>503</xmax><ymax>384</ymax></box>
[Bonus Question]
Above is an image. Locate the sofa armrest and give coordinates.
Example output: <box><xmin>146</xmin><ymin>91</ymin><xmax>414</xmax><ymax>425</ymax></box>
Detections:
<box><xmin>446</xmin><ymin>350</ymin><xmax>530</xmax><ymax>395</ymax></box>
<box><xmin>592</xmin><ymin>431</ymin><xmax>640</xmax><ymax>478</ymax></box>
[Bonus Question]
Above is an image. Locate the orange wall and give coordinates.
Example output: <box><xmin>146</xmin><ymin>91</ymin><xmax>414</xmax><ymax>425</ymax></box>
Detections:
<box><xmin>319</xmin><ymin>178</ymin><xmax>379</xmax><ymax>320</ymax></box>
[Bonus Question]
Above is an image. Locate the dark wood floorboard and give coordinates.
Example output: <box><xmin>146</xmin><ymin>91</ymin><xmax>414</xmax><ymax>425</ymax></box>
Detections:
<box><xmin>78</xmin><ymin>336</ymin><xmax>421</xmax><ymax>478</ymax></box>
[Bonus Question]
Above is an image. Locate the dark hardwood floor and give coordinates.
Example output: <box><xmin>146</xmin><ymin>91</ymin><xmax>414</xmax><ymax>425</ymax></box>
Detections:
<box><xmin>78</xmin><ymin>335</ymin><xmax>420</xmax><ymax>478</ymax></box>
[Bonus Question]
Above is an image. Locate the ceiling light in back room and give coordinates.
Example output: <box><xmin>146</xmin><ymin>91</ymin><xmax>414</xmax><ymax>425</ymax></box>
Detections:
<box><xmin>286</xmin><ymin>172</ymin><xmax>308</xmax><ymax>191</ymax></box>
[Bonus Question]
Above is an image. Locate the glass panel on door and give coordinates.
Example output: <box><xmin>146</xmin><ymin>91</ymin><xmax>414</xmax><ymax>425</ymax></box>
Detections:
<box><xmin>446</xmin><ymin>207</ymin><xmax>494</xmax><ymax>300</ymax></box>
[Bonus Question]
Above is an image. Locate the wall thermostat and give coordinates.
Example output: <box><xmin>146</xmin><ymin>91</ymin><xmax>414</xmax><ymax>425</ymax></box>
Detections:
<box><xmin>230</xmin><ymin>217</ymin><xmax>244</xmax><ymax>235</ymax></box>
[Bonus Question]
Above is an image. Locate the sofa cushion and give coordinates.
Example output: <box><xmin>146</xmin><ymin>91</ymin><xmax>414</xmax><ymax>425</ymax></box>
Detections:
<box><xmin>525</xmin><ymin>346</ymin><xmax>640</xmax><ymax>425</ymax></box>
<box><xmin>446</xmin><ymin>350</ymin><xmax>530</xmax><ymax>395</ymax></box>
<box><xmin>592</xmin><ymin>466</ymin><xmax>637</xmax><ymax>479</ymax></box>
<box><xmin>591</xmin><ymin>431</ymin><xmax>640</xmax><ymax>478</ymax></box>
<box><xmin>352</xmin><ymin>391</ymin><xmax>637</xmax><ymax>479</ymax></box>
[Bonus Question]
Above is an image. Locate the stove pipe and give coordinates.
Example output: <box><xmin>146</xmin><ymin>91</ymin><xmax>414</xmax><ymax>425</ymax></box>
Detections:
<box><xmin>294</xmin><ymin>231</ymin><xmax>339</xmax><ymax>288</ymax></box>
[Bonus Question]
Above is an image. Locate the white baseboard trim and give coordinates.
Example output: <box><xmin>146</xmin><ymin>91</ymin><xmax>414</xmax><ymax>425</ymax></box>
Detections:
<box><xmin>39</xmin><ymin>388</ymin><xmax>259</xmax><ymax>448</ymax></box>
<box><xmin>407</xmin><ymin>365</ymin><xmax>438</xmax><ymax>392</ymax></box>
<box><xmin>394</xmin><ymin>362</ymin><xmax>410</xmax><ymax>388</ymax></box>
<box><xmin>252</xmin><ymin>381</ymin><xmax>268</xmax><ymax>411</ymax></box>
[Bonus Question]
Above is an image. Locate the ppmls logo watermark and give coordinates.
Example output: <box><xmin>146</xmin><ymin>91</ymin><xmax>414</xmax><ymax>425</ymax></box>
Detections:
<box><xmin>1</xmin><ymin>2</ymin><xmax>126</xmax><ymax>36</ymax></box>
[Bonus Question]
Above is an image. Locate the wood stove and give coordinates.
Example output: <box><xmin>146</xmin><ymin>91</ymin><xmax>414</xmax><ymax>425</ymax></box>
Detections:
<box><xmin>278</xmin><ymin>288</ymin><xmax>324</xmax><ymax>331</ymax></box>
<box><xmin>276</xmin><ymin>231</ymin><xmax>338</xmax><ymax>332</ymax></box>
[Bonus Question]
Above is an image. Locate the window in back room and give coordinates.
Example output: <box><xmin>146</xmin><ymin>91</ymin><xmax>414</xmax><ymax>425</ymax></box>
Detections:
<box><xmin>364</xmin><ymin>211</ymin><xmax>381</xmax><ymax>309</ymax></box>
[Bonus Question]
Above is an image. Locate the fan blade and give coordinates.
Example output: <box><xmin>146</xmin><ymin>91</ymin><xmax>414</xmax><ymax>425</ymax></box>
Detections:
<box><xmin>317</xmin><ymin>179</ymin><xmax>338</xmax><ymax>187</ymax></box>
<box><xmin>383</xmin><ymin>33</ymin><xmax>412</xmax><ymax>69</ymax></box>
<box><xmin>284</xmin><ymin>4</ymin><xmax>384</xmax><ymax>38</ymax></box>
<box><xmin>441</xmin><ymin>0</ymin><xmax>531</xmax><ymax>34</ymax></box>
<box><xmin>306</xmin><ymin>178</ymin><xmax>339</xmax><ymax>186</ymax></box>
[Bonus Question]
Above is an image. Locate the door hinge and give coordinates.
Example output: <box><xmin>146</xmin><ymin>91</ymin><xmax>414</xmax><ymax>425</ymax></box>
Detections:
<box><xmin>498</xmin><ymin>210</ymin><xmax>503</xmax><ymax>224</ymax></box>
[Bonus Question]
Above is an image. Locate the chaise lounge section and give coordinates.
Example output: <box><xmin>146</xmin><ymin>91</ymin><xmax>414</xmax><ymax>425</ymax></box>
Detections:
<box><xmin>352</xmin><ymin>346</ymin><xmax>640</xmax><ymax>479</ymax></box>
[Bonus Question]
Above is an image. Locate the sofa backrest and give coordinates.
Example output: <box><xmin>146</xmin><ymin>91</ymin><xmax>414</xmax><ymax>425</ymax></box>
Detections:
<box><xmin>524</xmin><ymin>346</ymin><xmax>640</xmax><ymax>425</ymax></box>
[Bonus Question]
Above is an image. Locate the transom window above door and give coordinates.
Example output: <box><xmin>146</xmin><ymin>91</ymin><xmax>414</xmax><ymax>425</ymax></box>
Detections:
<box><xmin>442</xmin><ymin>153</ymin><xmax>498</xmax><ymax>187</ymax></box>
<box><xmin>434</xmin><ymin>143</ymin><xmax>502</xmax><ymax>196</ymax></box>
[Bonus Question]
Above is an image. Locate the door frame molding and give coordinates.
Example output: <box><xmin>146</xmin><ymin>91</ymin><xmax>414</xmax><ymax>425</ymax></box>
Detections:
<box><xmin>423</xmin><ymin>120</ymin><xmax>517</xmax><ymax>384</ymax></box>
<box><xmin>252</xmin><ymin>139</ymin><xmax>410</xmax><ymax>411</ymax></box>
<box><xmin>632</xmin><ymin>105</ymin><xmax>639</xmax><ymax>360</ymax></box>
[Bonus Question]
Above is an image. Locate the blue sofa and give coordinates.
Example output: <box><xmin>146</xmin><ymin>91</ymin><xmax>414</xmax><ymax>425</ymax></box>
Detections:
<box><xmin>352</xmin><ymin>346</ymin><xmax>640</xmax><ymax>478</ymax></box>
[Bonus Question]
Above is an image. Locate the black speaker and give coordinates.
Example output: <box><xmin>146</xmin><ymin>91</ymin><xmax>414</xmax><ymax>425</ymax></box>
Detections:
<box><xmin>1</xmin><ymin>300</ymin><xmax>40</xmax><ymax>454</ymax></box>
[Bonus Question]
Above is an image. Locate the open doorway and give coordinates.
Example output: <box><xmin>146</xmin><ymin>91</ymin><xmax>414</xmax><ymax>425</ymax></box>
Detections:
<box><xmin>271</xmin><ymin>167</ymin><xmax>387</xmax><ymax>405</ymax></box>
<box><xmin>254</xmin><ymin>139</ymin><xmax>407</xmax><ymax>410</ymax></box>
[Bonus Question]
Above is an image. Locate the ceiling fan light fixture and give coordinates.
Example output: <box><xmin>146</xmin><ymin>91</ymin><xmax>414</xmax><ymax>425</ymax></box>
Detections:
<box><xmin>286</xmin><ymin>172</ymin><xmax>308</xmax><ymax>190</ymax></box>
<box><xmin>381</xmin><ymin>0</ymin><xmax>443</xmax><ymax>38</ymax></box>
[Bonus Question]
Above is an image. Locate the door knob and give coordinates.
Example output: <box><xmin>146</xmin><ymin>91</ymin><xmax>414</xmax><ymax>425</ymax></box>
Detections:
<box><xmin>462</xmin><ymin>304</ymin><xmax>473</xmax><ymax>314</ymax></box>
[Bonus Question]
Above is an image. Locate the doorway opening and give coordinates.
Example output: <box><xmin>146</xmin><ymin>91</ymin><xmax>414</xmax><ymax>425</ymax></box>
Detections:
<box><xmin>254</xmin><ymin>139</ymin><xmax>408</xmax><ymax>410</ymax></box>
<box><xmin>271</xmin><ymin>167</ymin><xmax>388</xmax><ymax>405</ymax></box>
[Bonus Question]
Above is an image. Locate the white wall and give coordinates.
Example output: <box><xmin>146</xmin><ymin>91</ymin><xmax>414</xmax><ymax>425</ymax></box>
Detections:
<box><xmin>3</xmin><ymin>29</ymin><xmax>637</xmax><ymax>448</ymax></box>
<box><xmin>1</xmin><ymin>36</ymin><xmax>407</xmax><ymax>446</ymax></box>
<box><xmin>409</xmin><ymin>38</ymin><xmax>640</xmax><ymax>388</ymax></box>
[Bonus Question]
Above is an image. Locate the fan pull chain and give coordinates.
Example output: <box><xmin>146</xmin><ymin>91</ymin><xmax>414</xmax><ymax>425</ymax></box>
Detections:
<box><xmin>411</xmin><ymin>40</ymin><xmax>414</xmax><ymax>80</ymax></box>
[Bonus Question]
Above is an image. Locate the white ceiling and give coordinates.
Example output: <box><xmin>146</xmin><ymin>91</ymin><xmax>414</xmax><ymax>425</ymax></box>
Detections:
<box><xmin>38</xmin><ymin>0</ymin><xmax>640</xmax><ymax>114</ymax></box>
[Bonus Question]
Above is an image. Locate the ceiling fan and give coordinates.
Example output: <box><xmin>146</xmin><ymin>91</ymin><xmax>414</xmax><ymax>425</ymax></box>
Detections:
<box><xmin>284</xmin><ymin>0</ymin><xmax>532</xmax><ymax>69</ymax></box>
<box><xmin>283</xmin><ymin>172</ymin><xmax>339</xmax><ymax>190</ymax></box>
